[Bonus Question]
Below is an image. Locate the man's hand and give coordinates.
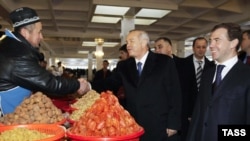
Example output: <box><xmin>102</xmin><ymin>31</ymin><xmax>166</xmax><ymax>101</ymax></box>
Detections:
<box><xmin>77</xmin><ymin>78</ymin><xmax>91</xmax><ymax>95</ymax></box>
<box><xmin>166</xmin><ymin>128</ymin><xmax>177</xmax><ymax>137</ymax></box>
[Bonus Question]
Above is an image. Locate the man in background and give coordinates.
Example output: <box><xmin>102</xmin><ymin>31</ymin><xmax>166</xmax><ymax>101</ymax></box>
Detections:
<box><xmin>181</xmin><ymin>37</ymin><xmax>214</xmax><ymax>141</ymax></box>
<box><xmin>238</xmin><ymin>29</ymin><xmax>250</xmax><ymax>65</ymax></box>
<box><xmin>119</xmin><ymin>44</ymin><xmax>129</xmax><ymax>61</ymax></box>
<box><xmin>92</xmin><ymin>60</ymin><xmax>112</xmax><ymax>93</ymax></box>
<box><xmin>93</xmin><ymin>60</ymin><xmax>112</xmax><ymax>81</ymax></box>
<box><xmin>55</xmin><ymin>61</ymin><xmax>64</xmax><ymax>76</ymax></box>
<box><xmin>114</xmin><ymin>44</ymin><xmax>130</xmax><ymax>107</ymax></box>
<box><xmin>154</xmin><ymin>37</ymin><xmax>184</xmax><ymax>141</ymax></box>
<box><xmin>154</xmin><ymin>37</ymin><xmax>184</xmax><ymax>71</ymax></box>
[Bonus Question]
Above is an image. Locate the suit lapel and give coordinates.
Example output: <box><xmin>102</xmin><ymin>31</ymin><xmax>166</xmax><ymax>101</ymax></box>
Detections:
<box><xmin>204</xmin><ymin>58</ymin><xmax>210</xmax><ymax>70</ymax></box>
<box><xmin>212</xmin><ymin>61</ymin><xmax>241</xmax><ymax>100</ymax></box>
<box><xmin>200</xmin><ymin>66</ymin><xmax>215</xmax><ymax>106</ymax></box>
<box><xmin>127</xmin><ymin>58</ymin><xmax>140</xmax><ymax>86</ymax></box>
<box><xmin>188</xmin><ymin>55</ymin><xmax>196</xmax><ymax>76</ymax></box>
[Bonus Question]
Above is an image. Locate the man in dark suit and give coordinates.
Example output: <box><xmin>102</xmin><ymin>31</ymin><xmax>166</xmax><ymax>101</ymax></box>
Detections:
<box><xmin>93</xmin><ymin>60</ymin><xmax>112</xmax><ymax>81</ymax></box>
<box><xmin>154</xmin><ymin>36</ymin><xmax>184</xmax><ymax>69</ymax></box>
<box><xmin>154</xmin><ymin>37</ymin><xmax>184</xmax><ymax>141</ymax></box>
<box><xmin>92</xmin><ymin>60</ymin><xmax>112</xmax><ymax>92</ymax></box>
<box><xmin>181</xmin><ymin>37</ymin><xmax>215</xmax><ymax>141</ymax></box>
<box><xmin>93</xmin><ymin>30</ymin><xmax>182</xmax><ymax>141</ymax></box>
<box><xmin>187</xmin><ymin>23</ymin><xmax>250</xmax><ymax>141</ymax></box>
<box><xmin>238</xmin><ymin>30</ymin><xmax>250</xmax><ymax>64</ymax></box>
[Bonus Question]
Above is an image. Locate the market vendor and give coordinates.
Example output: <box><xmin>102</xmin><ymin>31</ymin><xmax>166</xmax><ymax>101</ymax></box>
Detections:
<box><xmin>0</xmin><ymin>7</ymin><xmax>90</xmax><ymax>116</ymax></box>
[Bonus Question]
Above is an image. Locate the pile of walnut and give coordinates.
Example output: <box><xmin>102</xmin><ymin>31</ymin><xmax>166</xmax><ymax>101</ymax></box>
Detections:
<box><xmin>0</xmin><ymin>92</ymin><xmax>64</xmax><ymax>125</ymax></box>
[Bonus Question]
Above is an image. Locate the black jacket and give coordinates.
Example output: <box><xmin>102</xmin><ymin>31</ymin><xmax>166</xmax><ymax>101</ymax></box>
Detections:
<box><xmin>0</xmin><ymin>31</ymin><xmax>79</xmax><ymax>95</ymax></box>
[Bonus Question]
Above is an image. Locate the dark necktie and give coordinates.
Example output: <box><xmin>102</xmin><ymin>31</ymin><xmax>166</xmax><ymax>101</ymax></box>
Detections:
<box><xmin>137</xmin><ymin>62</ymin><xmax>142</xmax><ymax>76</ymax></box>
<box><xmin>246</xmin><ymin>56</ymin><xmax>250</xmax><ymax>65</ymax></box>
<box><xmin>196</xmin><ymin>61</ymin><xmax>203</xmax><ymax>89</ymax></box>
<box><xmin>213</xmin><ymin>65</ymin><xmax>225</xmax><ymax>91</ymax></box>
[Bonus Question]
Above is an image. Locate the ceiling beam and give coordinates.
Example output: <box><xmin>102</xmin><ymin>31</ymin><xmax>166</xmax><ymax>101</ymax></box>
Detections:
<box><xmin>41</xmin><ymin>40</ymin><xmax>56</xmax><ymax>55</ymax></box>
<box><xmin>0</xmin><ymin>0</ymin><xmax>12</xmax><ymax>24</ymax></box>
<box><xmin>93</xmin><ymin>0</ymin><xmax>178</xmax><ymax>10</ymax></box>
<box><xmin>47</xmin><ymin>0</ymin><xmax>59</xmax><ymax>31</ymax></box>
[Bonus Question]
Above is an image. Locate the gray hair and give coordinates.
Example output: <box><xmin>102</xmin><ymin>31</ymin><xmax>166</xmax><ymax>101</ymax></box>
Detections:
<box><xmin>130</xmin><ymin>29</ymin><xmax>150</xmax><ymax>48</ymax></box>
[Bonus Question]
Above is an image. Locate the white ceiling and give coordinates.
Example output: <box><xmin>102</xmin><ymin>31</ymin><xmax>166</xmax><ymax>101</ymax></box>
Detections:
<box><xmin>0</xmin><ymin>0</ymin><xmax>249</xmax><ymax>68</ymax></box>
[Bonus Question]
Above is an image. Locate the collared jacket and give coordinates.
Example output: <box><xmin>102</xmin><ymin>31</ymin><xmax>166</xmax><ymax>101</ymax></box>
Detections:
<box><xmin>0</xmin><ymin>31</ymin><xmax>80</xmax><ymax>95</ymax></box>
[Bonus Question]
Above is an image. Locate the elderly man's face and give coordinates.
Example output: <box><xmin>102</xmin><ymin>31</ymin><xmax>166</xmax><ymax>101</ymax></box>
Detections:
<box><xmin>126</xmin><ymin>31</ymin><xmax>148</xmax><ymax>60</ymax></box>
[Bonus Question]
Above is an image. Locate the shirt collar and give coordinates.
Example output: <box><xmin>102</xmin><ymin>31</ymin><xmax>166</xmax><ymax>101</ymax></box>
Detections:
<box><xmin>213</xmin><ymin>56</ymin><xmax>238</xmax><ymax>80</ymax></box>
<box><xmin>193</xmin><ymin>55</ymin><xmax>205</xmax><ymax>63</ymax></box>
<box><xmin>135</xmin><ymin>51</ymin><xmax>149</xmax><ymax>65</ymax></box>
<box><xmin>215</xmin><ymin>55</ymin><xmax>238</xmax><ymax>68</ymax></box>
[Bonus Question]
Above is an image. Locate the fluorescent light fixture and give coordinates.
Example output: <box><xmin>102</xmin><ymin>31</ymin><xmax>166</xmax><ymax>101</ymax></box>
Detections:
<box><xmin>135</xmin><ymin>19</ymin><xmax>157</xmax><ymax>25</ymax></box>
<box><xmin>82</xmin><ymin>41</ymin><xmax>95</xmax><ymax>47</ymax></box>
<box><xmin>95</xmin><ymin>5</ymin><xmax>130</xmax><ymax>16</ymax></box>
<box><xmin>136</xmin><ymin>8</ymin><xmax>171</xmax><ymax>18</ymax></box>
<box><xmin>104</xmin><ymin>42</ymin><xmax>119</xmax><ymax>47</ymax></box>
<box><xmin>78</xmin><ymin>50</ymin><xmax>89</xmax><ymax>54</ymax></box>
<box><xmin>91</xmin><ymin>16</ymin><xmax>121</xmax><ymax>23</ymax></box>
<box><xmin>82</xmin><ymin>41</ymin><xmax>119</xmax><ymax>47</ymax></box>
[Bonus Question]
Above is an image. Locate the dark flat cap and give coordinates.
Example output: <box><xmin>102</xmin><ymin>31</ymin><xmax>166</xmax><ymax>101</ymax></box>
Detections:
<box><xmin>10</xmin><ymin>7</ymin><xmax>40</xmax><ymax>28</ymax></box>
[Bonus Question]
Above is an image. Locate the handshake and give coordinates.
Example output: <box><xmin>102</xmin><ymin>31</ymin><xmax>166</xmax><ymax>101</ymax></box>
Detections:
<box><xmin>77</xmin><ymin>78</ymin><xmax>91</xmax><ymax>95</ymax></box>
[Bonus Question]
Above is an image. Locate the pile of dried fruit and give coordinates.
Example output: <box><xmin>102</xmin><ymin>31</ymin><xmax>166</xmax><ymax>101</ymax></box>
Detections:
<box><xmin>69</xmin><ymin>91</ymin><xmax>142</xmax><ymax>137</ymax></box>
<box><xmin>0</xmin><ymin>128</ymin><xmax>52</xmax><ymax>141</ymax></box>
<box><xmin>0</xmin><ymin>92</ymin><xmax>64</xmax><ymax>125</ymax></box>
<box><xmin>69</xmin><ymin>90</ymin><xmax>100</xmax><ymax>121</ymax></box>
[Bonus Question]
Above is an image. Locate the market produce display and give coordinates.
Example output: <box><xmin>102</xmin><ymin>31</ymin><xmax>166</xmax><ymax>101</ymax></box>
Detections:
<box><xmin>69</xmin><ymin>90</ymin><xmax>100</xmax><ymax>121</ymax></box>
<box><xmin>0</xmin><ymin>124</ymin><xmax>66</xmax><ymax>141</ymax></box>
<box><xmin>68</xmin><ymin>91</ymin><xmax>143</xmax><ymax>137</ymax></box>
<box><xmin>0</xmin><ymin>127</ymin><xmax>52</xmax><ymax>141</ymax></box>
<box><xmin>0</xmin><ymin>90</ymin><xmax>144</xmax><ymax>140</ymax></box>
<box><xmin>0</xmin><ymin>92</ymin><xmax>64</xmax><ymax>125</ymax></box>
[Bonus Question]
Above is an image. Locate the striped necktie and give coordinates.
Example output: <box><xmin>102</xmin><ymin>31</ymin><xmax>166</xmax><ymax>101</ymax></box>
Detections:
<box><xmin>196</xmin><ymin>61</ymin><xmax>203</xmax><ymax>90</ymax></box>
